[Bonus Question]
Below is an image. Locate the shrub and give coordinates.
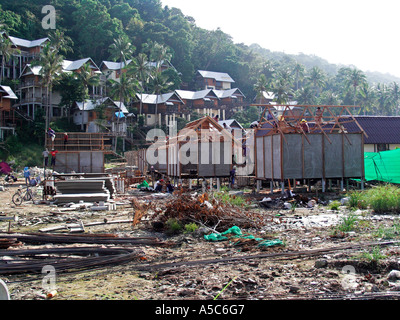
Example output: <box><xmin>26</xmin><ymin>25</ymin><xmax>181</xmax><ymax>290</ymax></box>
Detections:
<box><xmin>184</xmin><ymin>223</ymin><xmax>199</xmax><ymax>234</ymax></box>
<box><xmin>165</xmin><ymin>218</ymin><xmax>182</xmax><ymax>234</ymax></box>
<box><xmin>329</xmin><ymin>200</ymin><xmax>341</xmax><ymax>211</ymax></box>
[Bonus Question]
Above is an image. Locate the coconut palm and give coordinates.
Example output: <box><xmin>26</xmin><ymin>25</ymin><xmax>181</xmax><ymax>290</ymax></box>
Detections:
<box><xmin>0</xmin><ymin>36</ymin><xmax>20</xmax><ymax>83</ymax></box>
<box><xmin>292</xmin><ymin>62</ymin><xmax>305</xmax><ymax>90</ymax></box>
<box><xmin>307</xmin><ymin>66</ymin><xmax>326</xmax><ymax>95</ymax></box>
<box><xmin>34</xmin><ymin>43</ymin><xmax>63</xmax><ymax>146</ymax></box>
<box><xmin>345</xmin><ymin>68</ymin><xmax>367</xmax><ymax>106</ymax></box>
<box><xmin>358</xmin><ymin>83</ymin><xmax>376</xmax><ymax>115</ymax></box>
<box><xmin>389</xmin><ymin>82</ymin><xmax>400</xmax><ymax>116</ymax></box>
<box><xmin>254</xmin><ymin>74</ymin><xmax>268</xmax><ymax>104</ymax></box>
<box><xmin>149</xmin><ymin>69</ymin><xmax>173</xmax><ymax>128</ymax></box>
<box><xmin>271</xmin><ymin>78</ymin><xmax>294</xmax><ymax>105</ymax></box>
<box><xmin>108</xmin><ymin>36</ymin><xmax>135</xmax><ymax>136</ymax></box>
<box><xmin>133</xmin><ymin>53</ymin><xmax>150</xmax><ymax>115</ymax></box>
<box><xmin>48</xmin><ymin>29</ymin><xmax>74</xmax><ymax>56</ymax></box>
<box><xmin>77</xmin><ymin>62</ymin><xmax>100</xmax><ymax>131</ymax></box>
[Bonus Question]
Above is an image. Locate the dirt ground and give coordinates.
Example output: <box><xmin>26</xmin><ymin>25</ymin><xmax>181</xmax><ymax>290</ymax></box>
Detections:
<box><xmin>1</xmin><ymin>180</ymin><xmax>400</xmax><ymax>302</ymax></box>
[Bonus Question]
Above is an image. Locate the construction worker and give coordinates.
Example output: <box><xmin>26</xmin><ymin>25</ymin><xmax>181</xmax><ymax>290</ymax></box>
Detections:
<box><xmin>300</xmin><ymin>119</ymin><xmax>310</xmax><ymax>133</ymax></box>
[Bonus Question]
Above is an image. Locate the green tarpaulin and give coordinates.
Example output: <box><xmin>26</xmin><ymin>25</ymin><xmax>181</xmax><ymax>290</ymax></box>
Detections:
<box><xmin>364</xmin><ymin>149</ymin><xmax>400</xmax><ymax>184</ymax></box>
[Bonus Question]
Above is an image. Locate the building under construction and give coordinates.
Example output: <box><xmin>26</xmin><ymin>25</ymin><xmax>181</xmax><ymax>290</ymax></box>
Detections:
<box><xmin>254</xmin><ymin>104</ymin><xmax>366</xmax><ymax>191</ymax></box>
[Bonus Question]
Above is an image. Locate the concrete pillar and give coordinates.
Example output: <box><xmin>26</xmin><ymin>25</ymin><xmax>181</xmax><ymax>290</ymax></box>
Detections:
<box><xmin>256</xmin><ymin>180</ymin><xmax>261</xmax><ymax>193</ymax></box>
<box><xmin>341</xmin><ymin>179</ymin><xmax>344</xmax><ymax>192</ymax></box>
<box><xmin>217</xmin><ymin>178</ymin><xmax>221</xmax><ymax>191</ymax></box>
<box><xmin>281</xmin><ymin>181</ymin><xmax>285</xmax><ymax>195</ymax></box>
<box><xmin>322</xmin><ymin>179</ymin><xmax>326</xmax><ymax>193</ymax></box>
<box><xmin>270</xmin><ymin>180</ymin><xmax>274</xmax><ymax>194</ymax></box>
<box><xmin>189</xmin><ymin>179</ymin><xmax>192</xmax><ymax>190</ymax></box>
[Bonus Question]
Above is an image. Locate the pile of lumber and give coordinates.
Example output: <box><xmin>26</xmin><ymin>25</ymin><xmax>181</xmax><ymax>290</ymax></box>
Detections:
<box><xmin>54</xmin><ymin>179</ymin><xmax>112</xmax><ymax>204</ymax></box>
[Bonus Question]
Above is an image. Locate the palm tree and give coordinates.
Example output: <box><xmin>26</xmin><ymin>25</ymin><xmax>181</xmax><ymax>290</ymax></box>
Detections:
<box><xmin>389</xmin><ymin>82</ymin><xmax>400</xmax><ymax>116</ymax></box>
<box><xmin>34</xmin><ymin>43</ymin><xmax>63</xmax><ymax>146</ymax></box>
<box><xmin>108</xmin><ymin>36</ymin><xmax>135</xmax><ymax>136</ymax></box>
<box><xmin>149</xmin><ymin>69</ymin><xmax>173</xmax><ymax>128</ymax></box>
<box><xmin>148</xmin><ymin>41</ymin><xmax>172</xmax><ymax>72</ymax></box>
<box><xmin>48</xmin><ymin>29</ymin><xmax>74</xmax><ymax>56</ymax></box>
<box><xmin>358</xmin><ymin>83</ymin><xmax>376</xmax><ymax>115</ymax></box>
<box><xmin>134</xmin><ymin>53</ymin><xmax>150</xmax><ymax>115</ymax></box>
<box><xmin>0</xmin><ymin>36</ymin><xmax>20</xmax><ymax>83</ymax></box>
<box><xmin>345</xmin><ymin>68</ymin><xmax>366</xmax><ymax>106</ymax></box>
<box><xmin>376</xmin><ymin>83</ymin><xmax>391</xmax><ymax>115</ymax></box>
<box><xmin>109</xmin><ymin>68</ymin><xmax>139</xmax><ymax>151</ymax></box>
<box><xmin>271</xmin><ymin>78</ymin><xmax>293</xmax><ymax>105</ymax></box>
<box><xmin>77</xmin><ymin>62</ymin><xmax>100</xmax><ymax>131</ymax></box>
<box><xmin>295</xmin><ymin>86</ymin><xmax>317</xmax><ymax>105</ymax></box>
<box><xmin>292</xmin><ymin>62</ymin><xmax>305</xmax><ymax>91</ymax></box>
<box><xmin>308</xmin><ymin>66</ymin><xmax>326</xmax><ymax>96</ymax></box>
<box><xmin>254</xmin><ymin>74</ymin><xmax>268</xmax><ymax>104</ymax></box>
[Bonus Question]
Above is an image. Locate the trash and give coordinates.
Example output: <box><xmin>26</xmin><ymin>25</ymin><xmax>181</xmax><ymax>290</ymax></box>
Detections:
<box><xmin>284</xmin><ymin>202</ymin><xmax>292</xmax><ymax>210</ymax></box>
<box><xmin>204</xmin><ymin>226</ymin><xmax>283</xmax><ymax>249</ymax></box>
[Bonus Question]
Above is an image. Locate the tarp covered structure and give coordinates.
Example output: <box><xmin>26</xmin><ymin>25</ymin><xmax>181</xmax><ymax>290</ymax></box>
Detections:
<box><xmin>364</xmin><ymin>149</ymin><xmax>400</xmax><ymax>184</ymax></box>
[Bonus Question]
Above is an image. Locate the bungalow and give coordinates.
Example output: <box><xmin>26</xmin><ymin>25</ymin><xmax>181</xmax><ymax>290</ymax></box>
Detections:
<box><xmin>175</xmin><ymin>89</ymin><xmax>220</xmax><ymax>118</ymax></box>
<box><xmin>99</xmin><ymin>60</ymin><xmax>132</xmax><ymax>83</ymax></box>
<box><xmin>196</xmin><ymin>70</ymin><xmax>235</xmax><ymax>91</ymax></box>
<box><xmin>16</xmin><ymin>58</ymin><xmax>101</xmax><ymax>120</ymax></box>
<box><xmin>1</xmin><ymin>33</ymin><xmax>49</xmax><ymax>79</ymax></box>
<box><xmin>0</xmin><ymin>85</ymin><xmax>18</xmax><ymax>140</ymax></box>
<box><xmin>214</xmin><ymin>88</ymin><xmax>246</xmax><ymax>118</ymax></box>
<box><xmin>134</xmin><ymin>92</ymin><xmax>184</xmax><ymax>127</ymax></box>
<box><xmin>72</xmin><ymin>97</ymin><xmax>129</xmax><ymax>133</ymax></box>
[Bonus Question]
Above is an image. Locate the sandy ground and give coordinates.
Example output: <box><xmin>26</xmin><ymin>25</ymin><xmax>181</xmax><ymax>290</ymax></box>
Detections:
<box><xmin>1</xmin><ymin>181</ymin><xmax>400</xmax><ymax>302</ymax></box>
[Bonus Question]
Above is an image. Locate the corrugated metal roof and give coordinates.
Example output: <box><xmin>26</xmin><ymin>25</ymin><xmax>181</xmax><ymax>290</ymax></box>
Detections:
<box><xmin>175</xmin><ymin>89</ymin><xmax>217</xmax><ymax>101</ymax></box>
<box><xmin>341</xmin><ymin>116</ymin><xmax>400</xmax><ymax>144</ymax></box>
<box><xmin>101</xmin><ymin>60</ymin><xmax>132</xmax><ymax>70</ymax></box>
<box><xmin>75</xmin><ymin>97</ymin><xmax>128</xmax><ymax>113</ymax></box>
<box><xmin>0</xmin><ymin>85</ymin><xmax>17</xmax><ymax>99</ymax></box>
<box><xmin>136</xmin><ymin>92</ymin><xmax>183</xmax><ymax>105</ymax></box>
<box><xmin>213</xmin><ymin>88</ymin><xmax>246</xmax><ymax>99</ymax></box>
<box><xmin>8</xmin><ymin>36</ymin><xmax>49</xmax><ymax>48</ymax></box>
<box><xmin>197</xmin><ymin>70</ymin><xmax>235</xmax><ymax>83</ymax></box>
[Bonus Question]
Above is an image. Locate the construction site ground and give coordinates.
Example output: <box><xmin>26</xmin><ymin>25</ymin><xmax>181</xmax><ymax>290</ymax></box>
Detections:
<box><xmin>1</xmin><ymin>182</ymin><xmax>400</xmax><ymax>302</ymax></box>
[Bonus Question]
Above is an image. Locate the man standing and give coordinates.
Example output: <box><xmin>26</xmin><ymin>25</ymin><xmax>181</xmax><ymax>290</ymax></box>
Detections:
<box><xmin>50</xmin><ymin>149</ymin><xmax>58</xmax><ymax>167</ymax></box>
<box><xmin>42</xmin><ymin>149</ymin><xmax>49</xmax><ymax>167</ymax></box>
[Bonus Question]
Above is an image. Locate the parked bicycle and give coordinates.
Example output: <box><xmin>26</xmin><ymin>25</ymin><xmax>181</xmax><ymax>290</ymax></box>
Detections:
<box><xmin>12</xmin><ymin>185</ymin><xmax>36</xmax><ymax>206</ymax></box>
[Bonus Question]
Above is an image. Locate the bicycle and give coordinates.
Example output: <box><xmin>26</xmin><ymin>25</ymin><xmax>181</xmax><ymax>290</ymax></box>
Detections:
<box><xmin>12</xmin><ymin>185</ymin><xmax>36</xmax><ymax>206</ymax></box>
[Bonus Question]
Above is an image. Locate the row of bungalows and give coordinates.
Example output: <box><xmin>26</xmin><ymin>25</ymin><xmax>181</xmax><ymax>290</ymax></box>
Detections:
<box><xmin>136</xmin><ymin>88</ymin><xmax>246</xmax><ymax>127</ymax></box>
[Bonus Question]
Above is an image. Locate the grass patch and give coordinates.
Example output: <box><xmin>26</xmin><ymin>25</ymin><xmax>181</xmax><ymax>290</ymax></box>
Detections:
<box><xmin>213</xmin><ymin>191</ymin><xmax>247</xmax><ymax>207</ymax></box>
<box><xmin>328</xmin><ymin>200</ymin><xmax>341</xmax><ymax>211</ymax></box>
<box><xmin>347</xmin><ymin>185</ymin><xmax>400</xmax><ymax>214</ymax></box>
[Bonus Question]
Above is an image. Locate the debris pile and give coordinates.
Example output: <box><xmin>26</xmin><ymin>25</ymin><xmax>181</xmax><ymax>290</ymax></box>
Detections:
<box><xmin>150</xmin><ymin>192</ymin><xmax>268</xmax><ymax>231</ymax></box>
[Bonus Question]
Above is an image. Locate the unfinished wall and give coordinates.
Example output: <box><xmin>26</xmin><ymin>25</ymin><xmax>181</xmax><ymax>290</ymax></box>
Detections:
<box><xmin>256</xmin><ymin>133</ymin><xmax>364</xmax><ymax>181</ymax></box>
<box><xmin>54</xmin><ymin>151</ymin><xmax>104</xmax><ymax>174</ymax></box>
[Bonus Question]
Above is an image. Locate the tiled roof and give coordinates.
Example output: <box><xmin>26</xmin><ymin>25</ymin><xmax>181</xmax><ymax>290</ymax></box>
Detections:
<box><xmin>341</xmin><ymin>116</ymin><xmax>400</xmax><ymax>144</ymax></box>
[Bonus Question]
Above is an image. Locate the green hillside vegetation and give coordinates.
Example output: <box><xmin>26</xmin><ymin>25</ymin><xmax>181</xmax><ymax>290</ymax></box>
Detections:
<box><xmin>1</xmin><ymin>0</ymin><xmax>400</xmax><ymax>168</ymax></box>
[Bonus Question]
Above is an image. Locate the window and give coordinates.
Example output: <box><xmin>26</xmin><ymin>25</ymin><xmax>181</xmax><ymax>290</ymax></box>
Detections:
<box><xmin>377</xmin><ymin>144</ymin><xmax>388</xmax><ymax>152</ymax></box>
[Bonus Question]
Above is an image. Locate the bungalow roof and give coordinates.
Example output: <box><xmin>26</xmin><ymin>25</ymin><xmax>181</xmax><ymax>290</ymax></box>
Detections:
<box><xmin>0</xmin><ymin>86</ymin><xmax>18</xmax><ymax>99</ymax></box>
<box><xmin>197</xmin><ymin>70</ymin><xmax>235</xmax><ymax>83</ymax></box>
<box><xmin>8</xmin><ymin>36</ymin><xmax>49</xmax><ymax>48</ymax></box>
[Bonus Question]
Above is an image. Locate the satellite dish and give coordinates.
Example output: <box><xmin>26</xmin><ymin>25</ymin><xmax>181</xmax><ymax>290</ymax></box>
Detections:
<box><xmin>0</xmin><ymin>279</ymin><xmax>10</xmax><ymax>300</ymax></box>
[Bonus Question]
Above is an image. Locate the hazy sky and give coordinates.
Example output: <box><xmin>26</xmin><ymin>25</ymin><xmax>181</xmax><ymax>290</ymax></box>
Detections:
<box><xmin>161</xmin><ymin>0</ymin><xmax>400</xmax><ymax>78</ymax></box>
